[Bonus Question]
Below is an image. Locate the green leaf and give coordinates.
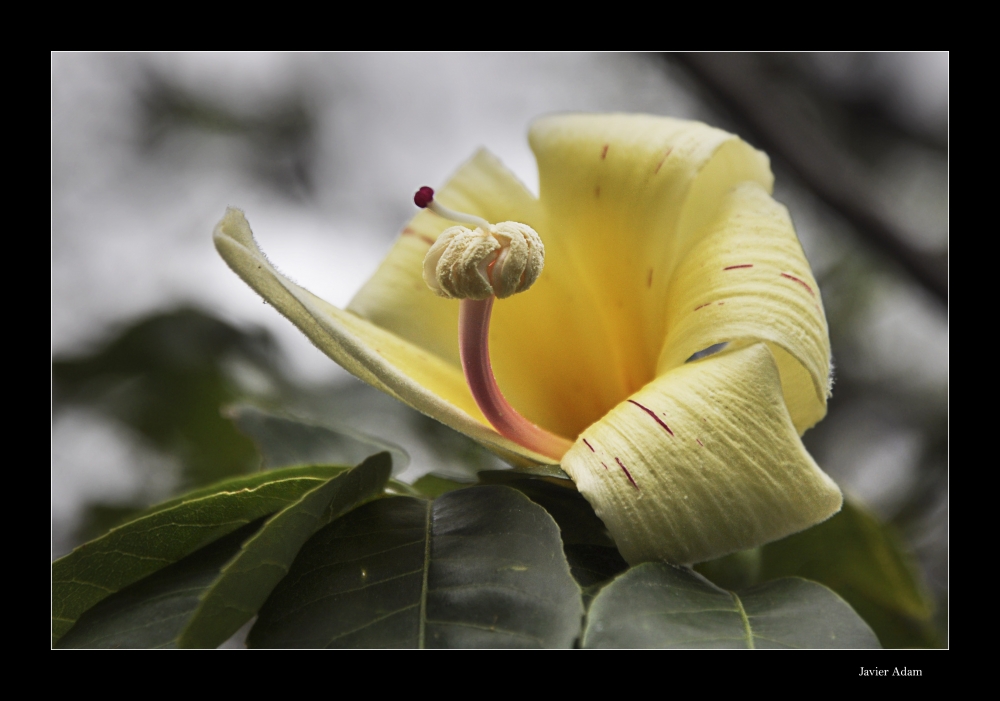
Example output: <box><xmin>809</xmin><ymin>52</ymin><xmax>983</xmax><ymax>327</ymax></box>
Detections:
<box><xmin>183</xmin><ymin>453</ymin><xmax>391</xmax><ymax>646</ymax></box>
<box><xmin>411</xmin><ymin>474</ymin><xmax>471</xmax><ymax>498</ymax></box>
<box><xmin>248</xmin><ymin>485</ymin><xmax>584</xmax><ymax>648</ymax></box>
<box><xmin>694</xmin><ymin>548</ymin><xmax>762</xmax><ymax>592</ymax></box>
<box><xmin>56</xmin><ymin>454</ymin><xmax>392</xmax><ymax>649</ymax></box>
<box><xmin>756</xmin><ymin>498</ymin><xmax>939</xmax><ymax>648</ymax></box>
<box><xmin>565</xmin><ymin>545</ymin><xmax>629</xmax><ymax>592</ymax></box>
<box><xmin>52</xmin><ymin>464</ymin><xmax>348</xmax><ymax>645</ymax></box>
<box><xmin>477</xmin><ymin>471</ymin><xmax>626</xmax><ymax>589</ymax></box>
<box><xmin>510</xmin><ymin>464</ymin><xmax>572</xmax><ymax>480</ymax></box>
<box><xmin>477</xmin><ymin>471</ymin><xmax>612</xmax><ymax>548</ymax></box>
<box><xmin>582</xmin><ymin>563</ymin><xmax>880</xmax><ymax>649</ymax></box>
<box><xmin>228</xmin><ymin>404</ymin><xmax>408</xmax><ymax>473</ymax></box>
<box><xmin>55</xmin><ymin>521</ymin><xmax>264</xmax><ymax>649</ymax></box>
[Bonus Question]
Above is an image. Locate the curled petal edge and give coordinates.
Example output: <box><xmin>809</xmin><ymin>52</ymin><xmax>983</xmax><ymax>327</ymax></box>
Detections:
<box><xmin>563</xmin><ymin>342</ymin><xmax>842</xmax><ymax>566</ymax></box>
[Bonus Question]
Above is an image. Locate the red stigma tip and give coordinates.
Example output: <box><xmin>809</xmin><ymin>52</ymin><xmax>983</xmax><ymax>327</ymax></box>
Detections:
<box><xmin>414</xmin><ymin>186</ymin><xmax>435</xmax><ymax>208</ymax></box>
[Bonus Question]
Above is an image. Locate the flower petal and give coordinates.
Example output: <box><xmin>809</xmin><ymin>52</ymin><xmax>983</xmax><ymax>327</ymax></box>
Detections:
<box><xmin>562</xmin><ymin>343</ymin><xmax>842</xmax><ymax>565</ymax></box>
<box><xmin>658</xmin><ymin>181</ymin><xmax>831</xmax><ymax>433</ymax></box>
<box><xmin>527</xmin><ymin>114</ymin><xmax>827</xmax><ymax>435</ymax></box>
<box><xmin>213</xmin><ymin>207</ymin><xmax>551</xmax><ymax>468</ymax></box>
<box><xmin>338</xmin><ymin>116</ymin><xmax>816</xmax><ymax>442</ymax></box>
<box><xmin>517</xmin><ymin>114</ymin><xmax>776</xmax><ymax>436</ymax></box>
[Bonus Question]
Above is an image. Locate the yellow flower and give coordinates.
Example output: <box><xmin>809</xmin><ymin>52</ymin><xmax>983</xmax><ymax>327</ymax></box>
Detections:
<box><xmin>214</xmin><ymin>113</ymin><xmax>841</xmax><ymax>566</ymax></box>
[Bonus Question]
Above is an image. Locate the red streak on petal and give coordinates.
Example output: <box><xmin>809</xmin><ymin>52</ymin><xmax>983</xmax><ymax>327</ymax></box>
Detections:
<box><xmin>601</xmin><ymin>462</ymin><xmax>609</xmax><ymax>470</ymax></box>
<box><xmin>628</xmin><ymin>399</ymin><xmax>674</xmax><ymax>436</ymax></box>
<box><xmin>723</xmin><ymin>264</ymin><xmax>754</xmax><ymax>270</ymax></box>
<box><xmin>694</xmin><ymin>302</ymin><xmax>711</xmax><ymax>311</ymax></box>
<box><xmin>654</xmin><ymin>147</ymin><xmax>673</xmax><ymax>174</ymax></box>
<box><xmin>717</xmin><ymin>301</ymin><xmax>725</xmax><ymax>305</ymax></box>
<box><xmin>647</xmin><ymin>268</ymin><xmax>653</xmax><ymax>287</ymax></box>
<box><xmin>781</xmin><ymin>272</ymin><xmax>815</xmax><ymax>296</ymax></box>
<box><xmin>696</xmin><ymin>439</ymin><xmax>704</xmax><ymax>447</ymax></box>
<box><xmin>583</xmin><ymin>438</ymin><xmax>595</xmax><ymax>452</ymax></box>
<box><xmin>601</xmin><ymin>144</ymin><xmax>609</xmax><ymax>159</ymax></box>
<box><xmin>615</xmin><ymin>458</ymin><xmax>639</xmax><ymax>489</ymax></box>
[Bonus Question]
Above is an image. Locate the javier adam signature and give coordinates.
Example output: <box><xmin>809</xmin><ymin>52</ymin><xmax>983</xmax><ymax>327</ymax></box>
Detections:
<box><xmin>860</xmin><ymin>668</ymin><xmax>923</xmax><ymax>677</ymax></box>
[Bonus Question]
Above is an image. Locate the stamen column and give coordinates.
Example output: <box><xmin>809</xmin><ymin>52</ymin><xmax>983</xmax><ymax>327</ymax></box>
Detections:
<box><xmin>459</xmin><ymin>297</ymin><xmax>572</xmax><ymax>459</ymax></box>
<box><xmin>416</xmin><ymin>187</ymin><xmax>572</xmax><ymax>460</ymax></box>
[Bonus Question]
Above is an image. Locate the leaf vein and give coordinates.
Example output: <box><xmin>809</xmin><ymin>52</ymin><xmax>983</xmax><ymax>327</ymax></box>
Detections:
<box><xmin>285</xmin><ymin>539</ymin><xmax>424</xmax><ymax>583</ymax></box>
<box><xmin>428</xmin><ymin>582</ymin><xmax>562</xmax><ymax>606</ymax></box>
<box><xmin>731</xmin><ymin>592</ymin><xmax>754</xmax><ymax>650</ymax></box>
<box><xmin>424</xmin><ymin>619</ymin><xmax>545</xmax><ymax>645</ymax></box>
<box><xmin>323</xmin><ymin>604</ymin><xmax>420</xmax><ymax>646</ymax></box>
<box><xmin>418</xmin><ymin>500</ymin><xmax>432</xmax><ymax>649</ymax></box>
<box><xmin>269</xmin><ymin>569</ymin><xmax>423</xmax><ymax>620</ymax></box>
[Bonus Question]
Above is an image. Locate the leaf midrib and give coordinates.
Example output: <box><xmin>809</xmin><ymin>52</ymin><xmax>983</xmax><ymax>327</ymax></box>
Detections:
<box><xmin>730</xmin><ymin>591</ymin><xmax>755</xmax><ymax>649</ymax></box>
<box><xmin>418</xmin><ymin>499</ymin><xmax>432</xmax><ymax>649</ymax></box>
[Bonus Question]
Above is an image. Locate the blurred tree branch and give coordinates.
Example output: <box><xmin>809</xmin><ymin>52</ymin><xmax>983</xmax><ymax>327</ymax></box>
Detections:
<box><xmin>669</xmin><ymin>53</ymin><xmax>947</xmax><ymax>304</ymax></box>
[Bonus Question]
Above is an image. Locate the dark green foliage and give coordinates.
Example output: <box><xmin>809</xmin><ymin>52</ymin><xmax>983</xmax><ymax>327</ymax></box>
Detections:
<box><xmin>249</xmin><ymin>486</ymin><xmax>585</xmax><ymax>648</ymax></box>
<box><xmin>695</xmin><ymin>499</ymin><xmax>938</xmax><ymax>648</ymax></box>
<box><xmin>411</xmin><ymin>474</ymin><xmax>472</xmax><ymax>498</ymax></box>
<box><xmin>477</xmin><ymin>471</ymin><xmax>627</xmax><ymax>589</ymax></box>
<box><xmin>52</xmin><ymin>464</ymin><xmax>350</xmax><ymax>645</ymax></box>
<box><xmin>583</xmin><ymin>562</ymin><xmax>880</xmax><ymax>649</ymax></box>
<box><xmin>57</xmin><ymin>520</ymin><xmax>265</xmax><ymax>649</ymax></box>
<box><xmin>757</xmin><ymin>499</ymin><xmax>939</xmax><ymax>648</ymax></box>
<box><xmin>56</xmin><ymin>455</ymin><xmax>391</xmax><ymax>648</ymax></box>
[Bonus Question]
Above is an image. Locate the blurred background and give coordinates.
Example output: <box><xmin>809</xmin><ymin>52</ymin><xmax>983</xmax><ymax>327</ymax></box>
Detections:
<box><xmin>51</xmin><ymin>53</ymin><xmax>947</xmax><ymax>639</ymax></box>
